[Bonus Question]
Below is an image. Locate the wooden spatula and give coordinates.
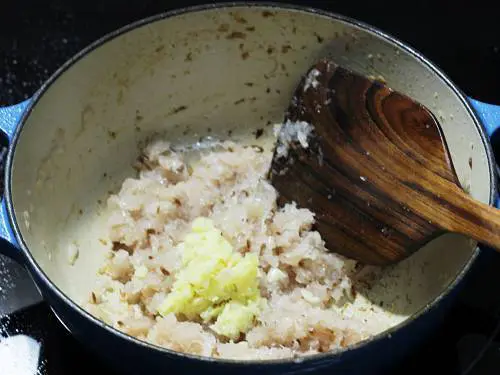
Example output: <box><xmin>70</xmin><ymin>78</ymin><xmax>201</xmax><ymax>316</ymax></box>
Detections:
<box><xmin>269</xmin><ymin>59</ymin><xmax>500</xmax><ymax>266</ymax></box>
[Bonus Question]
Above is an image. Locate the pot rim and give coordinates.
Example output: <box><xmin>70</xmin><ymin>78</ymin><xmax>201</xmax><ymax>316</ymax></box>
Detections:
<box><xmin>5</xmin><ymin>1</ymin><xmax>496</xmax><ymax>366</ymax></box>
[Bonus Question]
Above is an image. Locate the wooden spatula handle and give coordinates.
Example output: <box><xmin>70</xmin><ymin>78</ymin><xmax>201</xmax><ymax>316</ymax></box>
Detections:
<box><xmin>403</xmin><ymin>179</ymin><xmax>500</xmax><ymax>251</ymax></box>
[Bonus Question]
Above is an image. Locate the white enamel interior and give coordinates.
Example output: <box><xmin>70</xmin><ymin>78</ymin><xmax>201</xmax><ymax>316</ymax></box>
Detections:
<box><xmin>9</xmin><ymin>5</ymin><xmax>491</xmax><ymax>348</ymax></box>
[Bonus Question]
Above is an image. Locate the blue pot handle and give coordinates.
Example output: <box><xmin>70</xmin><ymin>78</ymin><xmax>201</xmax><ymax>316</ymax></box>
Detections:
<box><xmin>468</xmin><ymin>98</ymin><xmax>500</xmax><ymax>207</ymax></box>
<box><xmin>0</xmin><ymin>99</ymin><xmax>30</xmax><ymax>262</ymax></box>
<box><xmin>468</xmin><ymin>99</ymin><xmax>500</xmax><ymax>141</ymax></box>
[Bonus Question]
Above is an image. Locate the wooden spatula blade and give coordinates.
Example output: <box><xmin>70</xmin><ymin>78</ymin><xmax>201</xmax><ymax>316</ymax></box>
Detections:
<box><xmin>269</xmin><ymin>59</ymin><xmax>463</xmax><ymax>266</ymax></box>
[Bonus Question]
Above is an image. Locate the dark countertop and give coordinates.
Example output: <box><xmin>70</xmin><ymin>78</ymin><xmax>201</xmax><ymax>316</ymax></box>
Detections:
<box><xmin>0</xmin><ymin>0</ymin><xmax>499</xmax><ymax>106</ymax></box>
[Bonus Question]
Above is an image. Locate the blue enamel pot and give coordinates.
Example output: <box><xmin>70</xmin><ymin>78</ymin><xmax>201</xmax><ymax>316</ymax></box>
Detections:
<box><xmin>0</xmin><ymin>3</ymin><xmax>499</xmax><ymax>374</ymax></box>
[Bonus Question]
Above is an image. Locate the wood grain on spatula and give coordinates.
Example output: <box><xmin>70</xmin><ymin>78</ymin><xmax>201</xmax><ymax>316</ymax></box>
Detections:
<box><xmin>269</xmin><ymin>59</ymin><xmax>500</xmax><ymax>266</ymax></box>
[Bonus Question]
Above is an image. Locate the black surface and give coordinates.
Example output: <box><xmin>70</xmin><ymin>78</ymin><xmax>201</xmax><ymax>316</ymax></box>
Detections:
<box><xmin>1</xmin><ymin>1</ymin><xmax>500</xmax><ymax>374</ymax></box>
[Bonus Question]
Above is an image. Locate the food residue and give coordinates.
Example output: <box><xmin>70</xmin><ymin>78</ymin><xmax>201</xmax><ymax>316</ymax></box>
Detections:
<box><xmin>303</xmin><ymin>68</ymin><xmax>321</xmax><ymax>92</ymax></box>
<box><xmin>274</xmin><ymin>119</ymin><xmax>314</xmax><ymax>159</ymax></box>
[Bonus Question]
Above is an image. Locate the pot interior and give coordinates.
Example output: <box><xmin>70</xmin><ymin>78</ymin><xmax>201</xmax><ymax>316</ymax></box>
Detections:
<box><xmin>8</xmin><ymin>3</ymin><xmax>491</xmax><ymax>356</ymax></box>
